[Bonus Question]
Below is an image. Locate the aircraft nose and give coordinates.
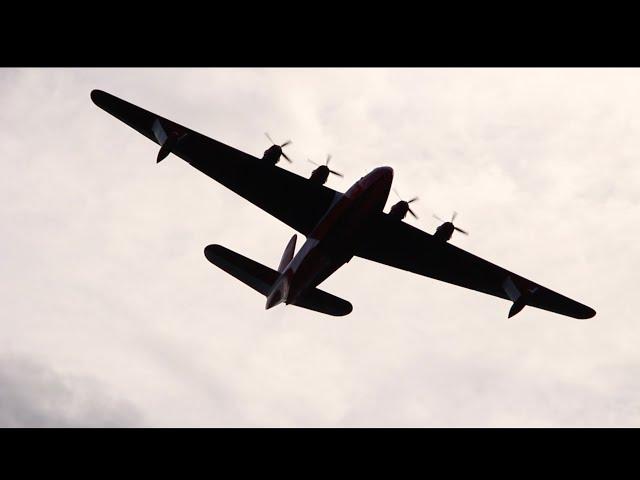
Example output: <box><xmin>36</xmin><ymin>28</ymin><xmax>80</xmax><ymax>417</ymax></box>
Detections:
<box><xmin>379</xmin><ymin>167</ymin><xmax>393</xmax><ymax>184</ymax></box>
<box><xmin>374</xmin><ymin>166</ymin><xmax>394</xmax><ymax>183</ymax></box>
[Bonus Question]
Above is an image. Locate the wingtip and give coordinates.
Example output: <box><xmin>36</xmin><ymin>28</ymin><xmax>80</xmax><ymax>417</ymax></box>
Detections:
<box><xmin>204</xmin><ymin>244</ymin><xmax>222</xmax><ymax>263</ymax></box>
<box><xmin>344</xmin><ymin>302</ymin><xmax>354</xmax><ymax>316</ymax></box>
<box><xmin>90</xmin><ymin>89</ymin><xmax>104</xmax><ymax>104</ymax></box>
<box><xmin>334</xmin><ymin>301</ymin><xmax>353</xmax><ymax>317</ymax></box>
<box><xmin>90</xmin><ymin>89</ymin><xmax>113</xmax><ymax>108</ymax></box>
<box><xmin>327</xmin><ymin>301</ymin><xmax>353</xmax><ymax>317</ymax></box>
<box><xmin>579</xmin><ymin>307</ymin><xmax>597</xmax><ymax>320</ymax></box>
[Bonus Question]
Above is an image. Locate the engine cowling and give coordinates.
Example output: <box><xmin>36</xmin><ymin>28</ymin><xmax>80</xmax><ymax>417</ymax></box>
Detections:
<box><xmin>432</xmin><ymin>212</ymin><xmax>468</xmax><ymax>241</ymax></box>
<box><xmin>262</xmin><ymin>144</ymin><xmax>284</xmax><ymax>165</ymax></box>
<box><xmin>433</xmin><ymin>222</ymin><xmax>455</xmax><ymax>241</ymax></box>
<box><xmin>389</xmin><ymin>201</ymin><xmax>411</xmax><ymax>220</ymax></box>
<box><xmin>309</xmin><ymin>165</ymin><xmax>331</xmax><ymax>185</ymax></box>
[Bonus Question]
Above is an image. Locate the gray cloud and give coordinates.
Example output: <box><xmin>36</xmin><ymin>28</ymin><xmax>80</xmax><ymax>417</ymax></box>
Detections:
<box><xmin>0</xmin><ymin>355</ymin><xmax>142</xmax><ymax>427</ymax></box>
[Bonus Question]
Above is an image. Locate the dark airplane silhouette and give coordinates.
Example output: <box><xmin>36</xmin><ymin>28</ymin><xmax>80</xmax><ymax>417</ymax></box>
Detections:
<box><xmin>91</xmin><ymin>90</ymin><xmax>596</xmax><ymax>320</ymax></box>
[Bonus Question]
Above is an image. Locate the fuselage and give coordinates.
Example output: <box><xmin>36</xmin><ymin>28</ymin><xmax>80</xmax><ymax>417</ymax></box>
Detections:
<box><xmin>266</xmin><ymin>166</ymin><xmax>394</xmax><ymax>309</ymax></box>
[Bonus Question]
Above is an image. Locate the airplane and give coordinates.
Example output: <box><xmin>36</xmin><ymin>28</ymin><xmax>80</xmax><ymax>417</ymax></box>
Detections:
<box><xmin>91</xmin><ymin>89</ymin><xmax>596</xmax><ymax>320</ymax></box>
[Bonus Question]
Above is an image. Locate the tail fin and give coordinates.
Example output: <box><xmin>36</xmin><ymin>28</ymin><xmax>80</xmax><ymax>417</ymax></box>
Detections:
<box><xmin>204</xmin><ymin>244</ymin><xmax>353</xmax><ymax>317</ymax></box>
<box><xmin>278</xmin><ymin>234</ymin><xmax>297</xmax><ymax>272</ymax></box>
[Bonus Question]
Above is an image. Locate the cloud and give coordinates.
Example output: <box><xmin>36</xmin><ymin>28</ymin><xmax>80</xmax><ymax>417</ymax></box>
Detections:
<box><xmin>338</xmin><ymin>353</ymin><xmax>640</xmax><ymax>427</ymax></box>
<box><xmin>0</xmin><ymin>355</ymin><xmax>142</xmax><ymax>427</ymax></box>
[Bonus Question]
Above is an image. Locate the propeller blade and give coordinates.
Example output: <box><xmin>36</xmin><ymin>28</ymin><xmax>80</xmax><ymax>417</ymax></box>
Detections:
<box><xmin>329</xmin><ymin>169</ymin><xmax>344</xmax><ymax>178</ymax></box>
<box><xmin>408</xmin><ymin>208</ymin><xmax>419</xmax><ymax>220</ymax></box>
<box><xmin>265</xmin><ymin>132</ymin><xmax>275</xmax><ymax>145</ymax></box>
<box><xmin>433</xmin><ymin>214</ymin><xmax>443</xmax><ymax>222</ymax></box>
<box><xmin>307</xmin><ymin>158</ymin><xmax>320</xmax><ymax>166</ymax></box>
<box><xmin>454</xmin><ymin>226</ymin><xmax>469</xmax><ymax>235</ymax></box>
<box><xmin>325</xmin><ymin>154</ymin><xmax>332</xmax><ymax>166</ymax></box>
<box><xmin>281</xmin><ymin>140</ymin><xmax>292</xmax><ymax>148</ymax></box>
<box><xmin>282</xmin><ymin>152</ymin><xmax>293</xmax><ymax>163</ymax></box>
<box><xmin>452</xmin><ymin>211</ymin><xmax>458</xmax><ymax>222</ymax></box>
<box><xmin>393</xmin><ymin>188</ymin><xmax>418</xmax><ymax>205</ymax></box>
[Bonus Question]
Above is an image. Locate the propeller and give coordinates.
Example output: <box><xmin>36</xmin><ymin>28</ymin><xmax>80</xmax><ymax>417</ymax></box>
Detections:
<box><xmin>265</xmin><ymin>132</ymin><xmax>293</xmax><ymax>163</ymax></box>
<box><xmin>392</xmin><ymin>188</ymin><xmax>419</xmax><ymax>220</ymax></box>
<box><xmin>433</xmin><ymin>211</ymin><xmax>469</xmax><ymax>235</ymax></box>
<box><xmin>307</xmin><ymin>154</ymin><xmax>344</xmax><ymax>178</ymax></box>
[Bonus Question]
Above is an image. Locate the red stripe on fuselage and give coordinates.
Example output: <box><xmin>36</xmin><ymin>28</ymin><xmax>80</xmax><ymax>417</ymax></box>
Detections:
<box><xmin>281</xmin><ymin>167</ymin><xmax>394</xmax><ymax>304</ymax></box>
<box><xmin>309</xmin><ymin>167</ymin><xmax>394</xmax><ymax>241</ymax></box>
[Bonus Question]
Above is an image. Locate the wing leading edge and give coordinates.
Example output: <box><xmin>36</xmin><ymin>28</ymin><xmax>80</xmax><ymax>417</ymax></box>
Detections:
<box><xmin>355</xmin><ymin>213</ymin><xmax>596</xmax><ymax>319</ymax></box>
<box><xmin>90</xmin><ymin>89</ymin><xmax>340</xmax><ymax>236</ymax></box>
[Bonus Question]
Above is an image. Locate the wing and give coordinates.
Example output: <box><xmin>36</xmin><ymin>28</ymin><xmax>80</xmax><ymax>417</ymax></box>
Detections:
<box><xmin>355</xmin><ymin>213</ymin><xmax>596</xmax><ymax>319</ymax></box>
<box><xmin>91</xmin><ymin>90</ymin><xmax>340</xmax><ymax>236</ymax></box>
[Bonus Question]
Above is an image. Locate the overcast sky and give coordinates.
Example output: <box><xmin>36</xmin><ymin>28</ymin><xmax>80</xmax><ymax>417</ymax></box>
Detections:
<box><xmin>1</xmin><ymin>68</ymin><xmax>638</xmax><ymax>427</ymax></box>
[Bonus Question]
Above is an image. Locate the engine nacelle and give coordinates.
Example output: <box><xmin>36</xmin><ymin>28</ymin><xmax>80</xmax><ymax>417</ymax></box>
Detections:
<box><xmin>433</xmin><ymin>222</ymin><xmax>455</xmax><ymax>241</ymax></box>
<box><xmin>389</xmin><ymin>201</ymin><xmax>410</xmax><ymax>220</ymax></box>
<box><xmin>309</xmin><ymin>166</ymin><xmax>330</xmax><ymax>185</ymax></box>
<box><xmin>262</xmin><ymin>145</ymin><xmax>283</xmax><ymax>165</ymax></box>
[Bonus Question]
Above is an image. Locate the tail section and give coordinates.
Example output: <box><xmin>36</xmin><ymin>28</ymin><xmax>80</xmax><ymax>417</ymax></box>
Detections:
<box><xmin>204</xmin><ymin>245</ymin><xmax>278</xmax><ymax>296</ymax></box>
<box><xmin>204</xmin><ymin>244</ymin><xmax>353</xmax><ymax>317</ymax></box>
<box><xmin>292</xmin><ymin>289</ymin><xmax>353</xmax><ymax>317</ymax></box>
<box><xmin>278</xmin><ymin>234</ymin><xmax>297</xmax><ymax>272</ymax></box>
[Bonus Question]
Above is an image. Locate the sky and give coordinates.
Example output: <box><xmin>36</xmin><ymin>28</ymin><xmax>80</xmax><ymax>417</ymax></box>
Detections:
<box><xmin>0</xmin><ymin>68</ymin><xmax>638</xmax><ymax>427</ymax></box>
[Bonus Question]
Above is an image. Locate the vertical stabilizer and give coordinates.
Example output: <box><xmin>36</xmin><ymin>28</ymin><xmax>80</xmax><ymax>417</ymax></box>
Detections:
<box><xmin>278</xmin><ymin>234</ymin><xmax>297</xmax><ymax>273</ymax></box>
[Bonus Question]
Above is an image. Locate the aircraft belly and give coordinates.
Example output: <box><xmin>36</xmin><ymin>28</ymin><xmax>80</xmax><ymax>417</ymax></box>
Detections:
<box><xmin>286</xmin><ymin>171</ymin><xmax>391</xmax><ymax>302</ymax></box>
<box><xmin>287</xmin><ymin>245</ymin><xmax>345</xmax><ymax>304</ymax></box>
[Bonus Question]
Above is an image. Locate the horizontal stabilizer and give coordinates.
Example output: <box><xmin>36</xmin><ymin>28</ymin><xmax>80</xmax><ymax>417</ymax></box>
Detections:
<box><xmin>293</xmin><ymin>289</ymin><xmax>353</xmax><ymax>317</ymax></box>
<box><xmin>204</xmin><ymin>244</ymin><xmax>278</xmax><ymax>296</ymax></box>
<box><xmin>205</xmin><ymin>244</ymin><xmax>353</xmax><ymax>316</ymax></box>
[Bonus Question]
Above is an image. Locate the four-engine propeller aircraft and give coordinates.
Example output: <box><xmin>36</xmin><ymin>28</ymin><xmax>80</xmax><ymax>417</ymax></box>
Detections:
<box><xmin>91</xmin><ymin>90</ymin><xmax>596</xmax><ymax>320</ymax></box>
